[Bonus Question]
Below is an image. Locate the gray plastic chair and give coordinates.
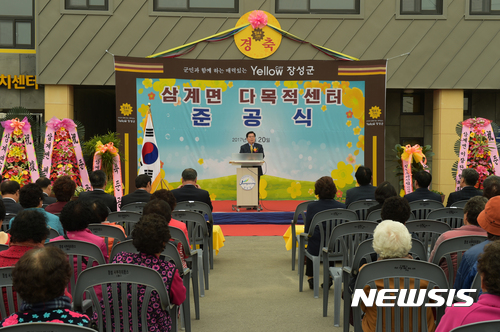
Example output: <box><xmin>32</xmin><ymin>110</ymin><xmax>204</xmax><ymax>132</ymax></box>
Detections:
<box><xmin>348</xmin><ymin>200</ymin><xmax>379</xmax><ymax>220</ymax></box>
<box><xmin>450</xmin><ymin>320</ymin><xmax>500</xmax><ymax>332</ymax></box>
<box><xmin>366</xmin><ymin>209</ymin><xmax>416</xmax><ymax>223</ymax></box>
<box><xmin>409</xmin><ymin>199</ymin><xmax>444</xmax><ymax>220</ymax></box>
<box><xmin>291</xmin><ymin>201</ymin><xmax>311</xmax><ymax>271</ymax></box>
<box><xmin>323</xmin><ymin>221</ymin><xmax>378</xmax><ymax>325</ymax></box>
<box><xmin>0</xmin><ymin>266</ymin><xmax>21</xmax><ymax>321</ymax></box>
<box><xmin>73</xmin><ymin>263</ymin><xmax>176</xmax><ymax>332</ymax></box>
<box><xmin>298</xmin><ymin>208</ymin><xmax>358</xmax><ymax>298</ymax></box>
<box><xmin>172</xmin><ymin>210</ymin><xmax>210</xmax><ymax>292</ymax></box>
<box><xmin>405</xmin><ymin>220</ymin><xmax>452</xmax><ymax>258</ymax></box>
<box><xmin>352</xmin><ymin>259</ymin><xmax>449</xmax><ymax>332</ymax></box>
<box><xmin>450</xmin><ymin>200</ymin><xmax>469</xmax><ymax>208</ymax></box>
<box><xmin>0</xmin><ymin>323</ymin><xmax>97</xmax><ymax>331</ymax></box>
<box><xmin>410</xmin><ymin>238</ymin><xmax>428</xmax><ymax>261</ymax></box>
<box><xmin>107</xmin><ymin>211</ymin><xmax>142</xmax><ymax>235</ymax></box>
<box><xmin>87</xmin><ymin>223</ymin><xmax>127</xmax><ymax>250</ymax></box>
<box><xmin>120</xmin><ymin>201</ymin><xmax>147</xmax><ymax>214</ymax></box>
<box><xmin>175</xmin><ymin>201</ymin><xmax>215</xmax><ymax>269</ymax></box>
<box><xmin>430</xmin><ymin>235</ymin><xmax>487</xmax><ymax>286</ymax></box>
<box><xmin>46</xmin><ymin>240</ymin><xmax>106</xmax><ymax>298</ymax></box>
<box><xmin>47</xmin><ymin>227</ymin><xmax>60</xmax><ymax>239</ymax></box>
<box><xmin>3</xmin><ymin>213</ymin><xmax>16</xmax><ymax>232</ymax></box>
<box><xmin>427</xmin><ymin>207</ymin><xmax>465</xmax><ymax>229</ymax></box>
<box><xmin>469</xmin><ymin>271</ymin><xmax>481</xmax><ymax>303</ymax></box>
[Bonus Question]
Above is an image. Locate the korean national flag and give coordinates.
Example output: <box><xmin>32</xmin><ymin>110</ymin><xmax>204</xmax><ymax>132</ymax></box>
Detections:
<box><xmin>139</xmin><ymin>110</ymin><xmax>161</xmax><ymax>189</ymax></box>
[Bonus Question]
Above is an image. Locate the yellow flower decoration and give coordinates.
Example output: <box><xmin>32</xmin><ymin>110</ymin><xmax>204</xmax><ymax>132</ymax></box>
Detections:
<box><xmin>331</xmin><ymin>81</ymin><xmax>341</xmax><ymax>89</ymax></box>
<box><xmin>143</xmin><ymin>79</ymin><xmax>153</xmax><ymax>89</ymax></box>
<box><xmin>210</xmin><ymin>193</ymin><xmax>217</xmax><ymax>201</ymax></box>
<box><xmin>346</xmin><ymin>120</ymin><xmax>352</xmax><ymax>127</ymax></box>
<box><xmin>354</xmin><ymin>149</ymin><xmax>359</xmax><ymax>156</ymax></box>
<box><xmin>138</xmin><ymin>88</ymin><xmax>143</xmax><ymax>94</ymax></box>
<box><xmin>260</xmin><ymin>178</ymin><xmax>268</xmax><ymax>199</ymax></box>
<box><xmin>299</xmin><ymin>89</ymin><xmax>304</xmax><ymax>95</ymax></box>
<box><xmin>347</xmin><ymin>142</ymin><xmax>352</xmax><ymax>148</ymax></box>
<box><xmin>138</xmin><ymin>116</ymin><xmax>147</xmax><ymax>133</ymax></box>
<box><xmin>287</xmin><ymin>181</ymin><xmax>302</xmax><ymax>199</ymax></box>
<box><xmin>304</xmin><ymin>80</ymin><xmax>331</xmax><ymax>94</ymax></box>
<box><xmin>275</xmin><ymin>81</ymin><xmax>281</xmax><ymax>87</ymax></box>
<box><xmin>137</xmin><ymin>137</ymin><xmax>143</xmax><ymax>146</ymax></box>
<box><xmin>284</xmin><ymin>81</ymin><xmax>298</xmax><ymax>88</ymax></box>
<box><xmin>354</xmin><ymin>164</ymin><xmax>361</xmax><ymax>171</ymax></box>
<box><xmin>356</xmin><ymin>135</ymin><xmax>365</xmax><ymax>151</ymax></box>
<box><xmin>400</xmin><ymin>189</ymin><xmax>405</xmax><ymax>197</ymax></box>
<box><xmin>120</xmin><ymin>103</ymin><xmax>133</xmax><ymax>116</ymax></box>
<box><xmin>308</xmin><ymin>188</ymin><xmax>315</xmax><ymax>196</ymax></box>
<box><xmin>369</xmin><ymin>106</ymin><xmax>382</xmax><ymax>119</ymax></box>
<box><xmin>343</xmin><ymin>87</ymin><xmax>365</xmax><ymax>128</ymax></box>
<box><xmin>138</xmin><ymin>104</ymin><xmax>149</xmax><ymax>117</ymax></box>
<box><xmin>198</xmin><ymin>158</ymin><xmax>204</xmax><ymax>165</ymax></box>
<box><xmin>321</xmin><ymin>105</ymin><xmax>327</xmax><ymax>112</ymax></box>
<box><xmin>470</xmin><ymin>132</ymin><xmax>475</xmax><ymax>138</ymax></box>
<box><xmin>228</xmin><ymin>82</ymin><xmax>233</xmax><ymax>88</ymax></box>
<box><xmin>153</xmin><ymin>79</ymin><xmax>177</xmax><ymax>93</ymax></box>
<box><xmin>331</xmin><ymin>161</ymin><xmax>354</xmax><ymax>189</ymax></box>
<box><xmin>353</xmin><ymin>126</ymin><xmax>361</xmax><ymax>135</ymax></box>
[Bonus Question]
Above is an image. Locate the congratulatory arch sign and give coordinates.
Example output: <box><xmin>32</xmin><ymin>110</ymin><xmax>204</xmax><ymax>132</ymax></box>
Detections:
<box><xmin>115</xmin><ymin>57</ymin><xmax>386</xmax><ymax>201</ymax></box>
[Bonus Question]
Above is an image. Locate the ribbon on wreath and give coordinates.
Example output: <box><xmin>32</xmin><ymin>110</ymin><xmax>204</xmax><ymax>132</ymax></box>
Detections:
<box><xmin>456</xmin><ymin>117</ymin><xmax>500</xmax><ymax>191</ymax></box>
<box><xmin>401</xmin><ymin>144</ymin><xmax>428</xmax><ymax>194</ymax></box>
<box><xmin>0</xmin><ymin>117</ymin><xmax>40</xmax><ymax>182</ymax></box>
<box><xmin>42</xmin><ymin>117</ymin><xmax>91</xmax><ymax>191</ymax></box>
<box><xmin>93</xmin><ymin>141</ymin><xmax>123</xmax><ymax>210</ymax></box>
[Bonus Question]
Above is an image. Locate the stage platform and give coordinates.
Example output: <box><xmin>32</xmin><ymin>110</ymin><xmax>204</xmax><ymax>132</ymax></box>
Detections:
<box><xmin>212</xmin><ymin>200</ymin><xmax>307</xmax><ymax>225</ymax></box>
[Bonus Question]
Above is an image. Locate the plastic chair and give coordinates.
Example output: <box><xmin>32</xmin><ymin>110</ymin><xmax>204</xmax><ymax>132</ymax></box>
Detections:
<box><xmin>410</xmin><ymin>238</ymin><xmax>428</xmax><ymax>261</ymax></box>
<box><xmin>347</xmin><ymin>200</ymin><xmax>379</xmax><ymax>220</ymax></box>
<box><xmin>87</xmin><ymin>223</ymin><xmax>127</xmax><ymax>250</ymax></box>
<box><xmin>298</xmin><ymin>208</ymin><xmax>358</xmax><ymax>298</ymax></box>
<box><xmin>430</xmin><ymin>235</ymin><xmax>487</xmax><ymax>286</ymax></box>
<box><xmin>352</xmin><ymin>259</ymin><xmax>449</xmax><ymax>332</ymax></box>
<box><xmin>0</xmin><ymin>266</ymin><xmax>21</xmax><ymax>320</ymax></box>
<box><xmin>366</xmin><ymin>209</ymin><xmax>416</xmax><ymax>223</ymax></box>
<box><xmin>171</xmin><ymin>210</ymin><xmax>210</xmax><ymax>292</ymax></box>
<box><xmin>175</xmin><ymin>201</ymin><xmax>215</xmax><ymax>269</ymax></box>
<box><xmin>107</xmin><ymin>211</ymin><xmax>142</xmax><ymax>235</ymax></box>
<box><xmin>47</xmin><ymin>227</ymin><xmax>60</xmax><ymax>239</ymax></box>
<box><xmin>450</xmin><ymin>320</ymin><xmax>500</xmax><ymax>332</ymax></box>
<box><xmin>450</xmin><ymin>200</ymin><xmax>469</xmax><ymax>208</ymax></box>
<box><xmin>73</xmin><ymin>263</ymin><xmax>176</xmax><ymax>332</ymax></box>
<box><xmin>469</xmin><ymin>271</ymin><xmax>481</xmax><ymax>303</ymax></box>
<box><xmin>45</xmin><ymin>240</ymin><xmax>106</xmax><ymax>297</ymax></box>
<box><xmin>409</xmin><ymin>199</ymin><xmax>444</xmax><ymax>220</ymax></box>
<box><xmin>291</xmin><ymin>201</ymin><xmax>311</xmax><ymax>271</ymax></box>
<box><xmin>405</xmin><ymin>220</ymin><xmax>452</xmax><ymax>257</ymax></box>
<box><xmin>120</xmin><ymin>201</ymin><xmax>147</xmax><ymax>214</ymax></box>
<box><xmin>3</xmin><ymin>213</ymin><xmax>16</xmax><ymax>232</ymax></box>
<box><xmin>0</xmin><ymin>323</ymin><xmax>97</xmax><ymax>331</ymax></box>
<box><xmin>427</xmin><ymin>207</ymin><xmax>465</xmax><ymax>229</ymax></box>
<box><xmin>323</xmin><ymin>221</ymin><xmax>378</xmax><ymax>325</ymax></box>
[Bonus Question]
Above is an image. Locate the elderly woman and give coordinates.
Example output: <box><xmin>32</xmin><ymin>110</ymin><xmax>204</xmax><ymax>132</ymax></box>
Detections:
<box><xmin>360</xmin><ymin>220</ymin><xmax>435</xmax><ymax>332</ymax></box>
<box><xmin>366</xmin><ymin>181</ymin><xmax>397</xmax><ymax>215</ymax></box>
<box><xmin>304</xmin><ymin>176</ymin><xmax>345</xmax><ymax>289</ymax></box>
<box><xmin>0</xmin><ymin>246</ymin><xmax>90</xmax><ymax>327</ymax></box>
<box><xmin>436</xmin><ymin>240</ymin><xmax>500</xmax><ymax>331</ymax></box>
<box><xmin>45</xmin><ymin>175</ymin><xmax>77</xmax><ymax>214</ymax></box>
<box><xmin>96</xmin><ymin>213</ymin><xmax>186</xmax><ymax>332</ymax></box>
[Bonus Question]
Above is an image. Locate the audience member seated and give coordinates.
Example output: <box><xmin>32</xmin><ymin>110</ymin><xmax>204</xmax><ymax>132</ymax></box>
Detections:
<box><xmin>304</xmin><ymin>176</ymin><xmax>345</xmax><ymax>289</ymax></box>
<box><xmin>359</xmin><ymin>220</ymin><xmax>435</xmax><ymax>332</ymax></box>
<box><xmin>45</xmin><ymin>175</ymin><xmax>76</xmax><ymax>214</ymax></box>
<box><xmin>436</xmin><ymin>240</ymin><xmax>500</xmax><ymax>331</ymax></box>
<box><xmin>78</xmin><ymin>170</ymin><xmax>117</xmax><ymax>212</ymax></box>
<box><xmin>150</xmin><ymin>189</ymin><xmax>190</xmax><ymax>244</ymax></box>
<box><xmin>429</xmin><ymin>196</ymin><xmax>487</xmax><ymax>277</ymax></box>
<box><xmin>0</xmin><ymin>200</ymin><xmax>8</xmax><ymax>244</ymax></box>
<box><xmin>482</xmin><ymin>175</ymin><xmax>500</xmax><ymax>199</ymax></box>
<box><xmin>9</xmin><ymin>183</ymin><xmax>63</xmax><ymax>236</ymax></box>
<box><xmin>345</xmin><ymin>166</ymin><xmax>376</xmax><ymax>207</ymax></box>
<box><xmin>144</xmin><ymin>197</ymin><xmax>189</xmax><ymax>268</ymax></box>
<box><xmin>455</xmin><ymin>196</ymin><xmax>500</xmax><ymax>290</ymax></box>
<box><xmin>171</xmin><ymin>168</ymin><xmax>213</xmax><ymax>211</ymax></box>
<box><xmin>403</xmin><ymin>171</ymin><xmax>442</xmax><ymax>203</ymax></box>
<box><xmin>1</xmin><ymin>181</ymin><xmax>22</xmax><ymax>214</ymax></box>
<box><xmin>90</xmin><ymin>200</ymin><xmax>126</xmax><ymax>256</ymax></box>
<box><xmin>446</xmin><ymin>168</ymin><xmax>483</xmax><ymax>207</ymax></box>
<box><xmin>120</xmin><ymin>174</ymin><xmax>152</xmax><ymax>208</ymax></box>
<box><xmin>366</xmin><ymin>181</ymin><xmax>397</xmax><ymax>215</ymax></box>
<box><xmin>94</xmin><ymin>213</ymin><xmax>186</xmax><ymax>332</ymax></box>
<box><xmin>381</xmin><ymin>196</ymin><xmax>411</xmax><ymax>224</ymax></box>
<box><xmin>35</xmin><ymin>176</ymin><xmax>57</xmax><ymax>205</ymax></box>
<box><xmin>0</xmin><ymin>246</ymin><xmax>90</xmax><ymax>327</ymax></box>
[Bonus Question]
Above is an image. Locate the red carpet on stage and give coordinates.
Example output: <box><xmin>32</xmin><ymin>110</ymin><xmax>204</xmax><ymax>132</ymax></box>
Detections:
<box><xmin>219</xmin><ymin>224</ymin><xmax>290</xmax><ymax>236</ymax></box>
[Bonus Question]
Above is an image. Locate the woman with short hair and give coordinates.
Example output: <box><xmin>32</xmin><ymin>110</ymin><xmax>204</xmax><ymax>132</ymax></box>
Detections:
<box><xmin>45</xmin><ymin>175</ymin><xmax>77</xmax><ymax>214</ymax></box>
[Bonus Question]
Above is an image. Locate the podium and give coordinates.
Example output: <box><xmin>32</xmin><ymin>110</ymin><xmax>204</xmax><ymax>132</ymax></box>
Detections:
<box><xmin>229</xmin><ymin>153</ymin><xmax>264</xmax><ymax>212</ymax></box>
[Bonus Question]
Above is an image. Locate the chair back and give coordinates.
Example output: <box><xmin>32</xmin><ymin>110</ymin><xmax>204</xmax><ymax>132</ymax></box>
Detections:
<box><xmin>107</xmin><ymin>211</ymin><xmax>142</xmax><ymax>235</ymax></box>
<box><xmin>120</xmin><ymin>201</ymin><xmax>147</xmax><ymax>214</ymax></box>
<box><xmin>353</xmin><ymin>259</ymin><xmax>449</xmax><ymax>332</ymax></box>
<box><xmin>47</xmin><ymin>228</ymin><xmax>60</xmax><ymax>239</ymax></box>
<box><xmin>430</xmin><ymin>235</ymin><xmax>487</xmax><ymax>285</ymax></box>
<box><xmin>405</xmin><ymin>220</ymin><xmax>452</xmax><ymax>255</ymax></box>
<box><xmin>73</xmin><ymin>264</ymin><xmax>173</xmax><ymax>332</ymax></box>
<box><xmin>169</xmin><ymin>227</ymin><xmax>192</xmax><ymax>260</ymax></box>
<box><xmin>171</xmin><ymin>210</ymin><xmax>210</xmax><ymax>250</ymax></box>
<box><xmin>366</xmin><ymin>209</ymin><xmax>416</xmax><ymax>223</ymax></box>
<box><xmin>427</xmin><ymin>207</ymin><xmax>465</xmax><ymax>228</ymax></box>
<box><xmin>0</xmin><ymin>267</ymin><xmax>21</xmax><ymax>320</ymax></box>
<box><xmin>0</xmin><ymin>322</ymin><xmax>97</xmax><ymax>331</ymax></box>
<box><xmin>409</xmin><ymin>199</ymin><xmax>444</xmax><ymax>219</ymax></box>
<box><xmin>88</xmin><ymin>223</ymin><xmax>127</xmax><ymax>250</ymax></box>
<box><xmin>109</xmin><ymin>239</ymin><xmax>137</xmax><ymax>261</ymax></box>
<box><xmin>175</xmin><ymin>201</ymin><xmax>213</xmax><ymax>224</ymax></box>
<box><xmin>449</xmin><ymin>320</ymin><xmax>500</xmax><ymax>332</ymax></box>
<box><xmin>469</xmin><ymin>272</ymin><xmax>481</xmax><ymax>303</ymax></box>
<box><xmin>450</xmin><ymin>200</ymin><xmax>468</xmax><ymax>208</ymax></box>
<box><xmin>410</xmin><ymin>238</ymin><xmax>428</xmax><ymax>261</ymax></box>
<box><xmin>45</xmin><ymin>240</ymin><xmax>106</xmax><ymax>297</ymax></box>
<box><xmin>291</xmin><ymin>201</ymin><xmax>311</xmax><ymax>271</ymax></box>
<box><xmin>3</xmin><ymin>213</ymin><xmax>16</xmax><ymax>232</ymax></box>
<box><xmin>348</xmin><ymin>200</ymin><xmax>379</xmax><ymax>220</ymax></box>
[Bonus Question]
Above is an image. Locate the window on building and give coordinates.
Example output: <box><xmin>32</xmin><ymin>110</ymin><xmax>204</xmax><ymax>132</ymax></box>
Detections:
<box><xmin>275</xmin><ymin>0</ymin><xmax>360</xmax><ymax>14</ymax></box>
<box><xmin>153</xmin><ymin>0</ymin><xmax>238</xmax><ymax>13</ymax></box>
<box><xmin>464</xmin><ymin>91</ymin><xmax>472</xmax><ymax>116</ymax></box>
<box><xmin>470</xmin><ymin>0</ymin><xmax>500</xmax><ymax>14</ymax></box>
<box><xmin>0</xmin><ymin>0</ymin><xmax>34</xmax><ymax>49</ymax></box>
<box><xmin>400</xmin><ymin>0</ymin><xmax>443</xmax><ymax>15</ymax></box>
<box><xmin>402</xmin><ymin>91</ymin><xmax>424</xmax><ymax>114</ymax></box>
<box><xmin>65</xmin><ymin>0</ymin><xmax>108</xmax><ymax>11</ymax></box>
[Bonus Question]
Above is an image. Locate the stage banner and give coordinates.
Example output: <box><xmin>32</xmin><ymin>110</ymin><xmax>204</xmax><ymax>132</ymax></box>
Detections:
<box><xmin>115</xmin><ymin>57</ymin><xmax>386</xmax><ymax>202</ymax></box>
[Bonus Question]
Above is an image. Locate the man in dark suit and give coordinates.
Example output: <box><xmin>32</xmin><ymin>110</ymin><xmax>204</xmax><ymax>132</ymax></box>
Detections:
<box><xmin>171</xmin><ymin>168</ymin><xmax>213</xmax><ymax>211</ymax></box>
<box><xmin>120</xmin><ymin>174</ymin><xmax>152</xmax><ymax>208</ymax></box>
<box><xmin>239</xmin><ymin>131</ymin><xmax>265</xmax><ymax>177</ymax></box>
<box><xmin>1</xmin><ymin>181</ymin><xmax>23</xmax><ymax>214</ymax></box>
<box><xmin>78</xmin><ymin>170</ymin><xmax>117</xmax><ymax>212</ymax></box>
<box><xmin>345</xmin><ymin>166</ymin><xmax>376</xmax><ymax>207</ymax></box>
<box><xmin>446</xmin><ymin>168</ymin><xmax>483</xmax><ymax>207</ymax></box>
<box><xmin>404</xmin><ymin>170</ymin><xmax>442</xmax><ymax>203</ymax></box>
<box><xmin>35</xmin><ymin>177</ymin><xmax>57</xmax><ymax>205</ymax></box>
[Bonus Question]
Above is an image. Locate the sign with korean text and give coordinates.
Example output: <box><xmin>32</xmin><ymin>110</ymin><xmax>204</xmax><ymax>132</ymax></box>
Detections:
<box><xmin>235</xmin><ymin>11</ymin><xmax>282</xmax><ymax>59</ymax></box>
<box><xmin>0</xmin><ymin>75</ymin><xmax>38</xmax><ymax>89</ymax></box>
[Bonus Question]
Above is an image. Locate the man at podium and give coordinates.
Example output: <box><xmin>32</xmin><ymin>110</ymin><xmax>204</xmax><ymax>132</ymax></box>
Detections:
<box><xmin>239</xmin><ymin>131</ymin><xmax>265</xmax><ymax>208</ymax></box>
